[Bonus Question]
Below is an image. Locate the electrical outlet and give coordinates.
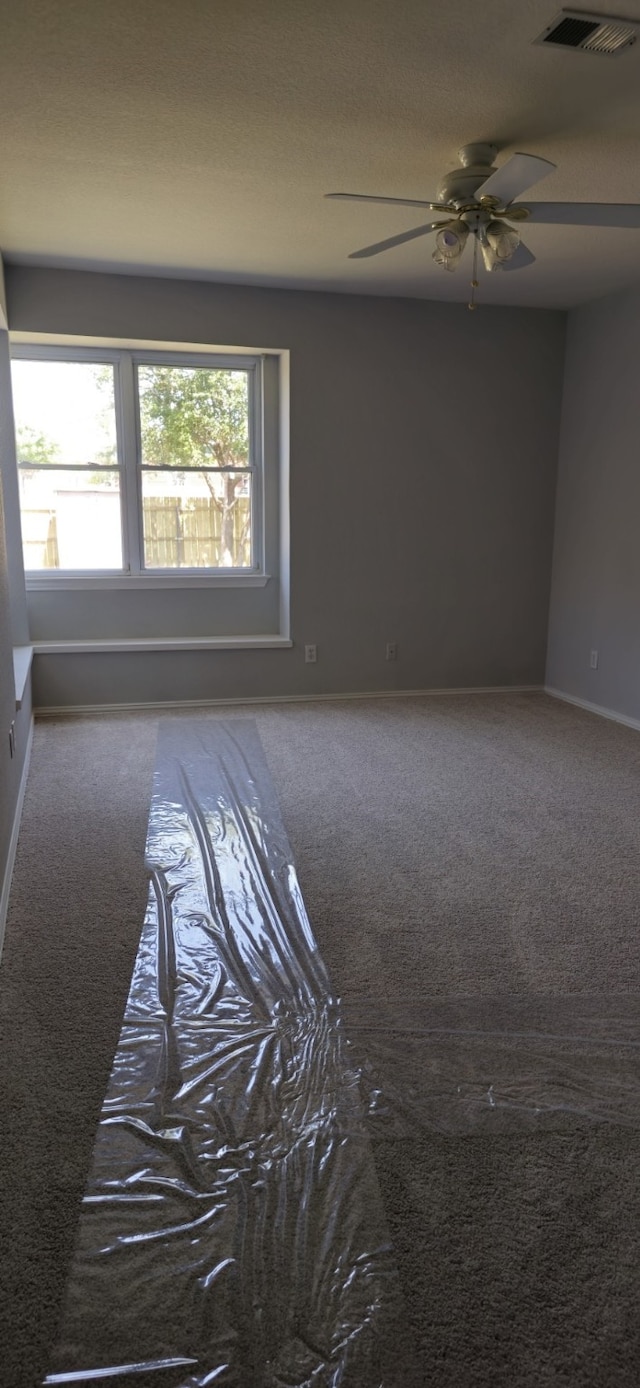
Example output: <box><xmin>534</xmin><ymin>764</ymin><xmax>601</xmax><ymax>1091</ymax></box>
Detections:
<box><xmin>590</xmin><ymin>649</ymin><xmax>599</xmax><ymax>670</ymax></box>
<box><xmin>304</xmin><ymin>644</ymin><xmax>317</xmax><ymax>664</ymax></box>
<box><xmin>385</xmin><ymin>642</ymin><xmax>397</xmax><ymax>661</ymax></box>
<box><xmin>8</xmin><ymin>721</ymin><xmax>15</xmax><ymax>758</ymax></box>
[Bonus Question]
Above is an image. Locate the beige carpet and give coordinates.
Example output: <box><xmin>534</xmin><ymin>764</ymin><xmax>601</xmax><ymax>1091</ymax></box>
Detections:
<box><xmin>1</xmin><ymin>691</ymin><xmax>639</xmax><ymax>1386</ymax></box>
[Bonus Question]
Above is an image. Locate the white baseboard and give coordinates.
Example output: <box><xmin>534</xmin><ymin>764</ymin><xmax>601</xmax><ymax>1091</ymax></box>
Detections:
<box><xmin>545</xmin><ymin>686</ymin><xmax>640</xmax><ymax>734</ymax></box>
<box><xmin>0</xmin><ymin>716</ymin><xmax>34</xmax><ymax>962</ymax></box>
<box><xmin>35</xmin><ymin>683</ymin><xmax>543</xmax><ymax>717</ymax></box>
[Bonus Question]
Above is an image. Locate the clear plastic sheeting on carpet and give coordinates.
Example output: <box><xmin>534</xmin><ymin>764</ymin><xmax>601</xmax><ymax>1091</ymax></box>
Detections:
<box><xmin>344</xmin><ymin>995</ymin><xmax>640</xmax><ymax>1135</ymax></box>
<box><xmin>45</xmin><ymin>721</ymin><xmax>415</xmax><ymax>1388</ymax></box>
<box><xmin>45</xmin><ymin>719</ymin><xmax>636</xmax><ymax>1388</ymax></box>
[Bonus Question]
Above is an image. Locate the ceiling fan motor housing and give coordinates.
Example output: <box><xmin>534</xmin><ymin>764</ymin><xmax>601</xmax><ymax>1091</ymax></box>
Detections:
<box><xmin>437</xmin><ymin>143</ymin><xmax>499</xmax><ymax>206</ymax></box>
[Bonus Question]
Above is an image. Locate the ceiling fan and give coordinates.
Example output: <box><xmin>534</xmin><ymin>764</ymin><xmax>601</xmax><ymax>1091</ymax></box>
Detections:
<box><xmin>326</xmin><ymin>143</ymin><xmax>640</xmax><ymax>306</ymax></box>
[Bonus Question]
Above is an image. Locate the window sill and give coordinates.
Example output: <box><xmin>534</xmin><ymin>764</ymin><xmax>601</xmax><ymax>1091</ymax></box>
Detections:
<box><xmin>25</xmin><ymin>572</ymin><xmax>271</xmax><ymax>592</ymax></box>
<box><xmin>32</xmin><ymin>636</ymin><xmax>292</xmax><ymax>655</ymax></box>
<box><xmin>12</xmin><ymin>645</ymin><xmax>33</xmax><ymax>707</ymax></box>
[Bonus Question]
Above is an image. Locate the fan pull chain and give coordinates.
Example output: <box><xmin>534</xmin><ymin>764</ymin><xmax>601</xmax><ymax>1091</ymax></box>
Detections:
<box><xmin>468</xmin><ymin>236</ymin><xmax>479</xmax><ymax>310</ymax></box>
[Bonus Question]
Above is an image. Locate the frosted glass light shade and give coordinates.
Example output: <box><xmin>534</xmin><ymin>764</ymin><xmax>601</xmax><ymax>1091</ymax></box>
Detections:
<box><xmin>486</xmin><ymin>220</ymin><xmax>520</xmax><ymax>262</ymax></box>
<box><xmin>432</xmin><ymin>220</ymin><xmax>469</xmax><ymax>271</ymax></box>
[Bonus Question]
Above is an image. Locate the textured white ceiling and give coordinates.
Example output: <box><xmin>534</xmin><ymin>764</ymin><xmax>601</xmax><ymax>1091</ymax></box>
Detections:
<box><xmin>2</xmin><ymin>0</ymin><xmax>640</xmax><ymax>308</ymax></box>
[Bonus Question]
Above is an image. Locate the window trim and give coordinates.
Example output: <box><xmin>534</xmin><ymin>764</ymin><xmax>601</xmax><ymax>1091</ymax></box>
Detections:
<box><xmin>12</xmin><ymin>343</ymin><xmax>267</xmax><ymax>588</ymax></box>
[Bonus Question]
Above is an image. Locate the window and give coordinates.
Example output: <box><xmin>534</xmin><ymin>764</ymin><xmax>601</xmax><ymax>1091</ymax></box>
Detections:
<box><xmin>11</xmin><ymin>347</ymin><xmax>264</xmax><ymax>581</ymax></box>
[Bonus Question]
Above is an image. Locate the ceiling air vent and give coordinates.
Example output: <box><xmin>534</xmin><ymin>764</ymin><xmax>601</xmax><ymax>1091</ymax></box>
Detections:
<box><xmin>534</xmin><ymin>9</ymin><xmax>640</xmax><ymax>54</ymax></box>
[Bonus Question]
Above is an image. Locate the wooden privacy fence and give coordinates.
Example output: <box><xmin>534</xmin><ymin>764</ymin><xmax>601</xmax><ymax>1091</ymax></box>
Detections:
<box><xmin>22</xmin><ymin>494</ymin><xmax>252</xmax><ymax>569</ymax></box>
<box><xmin>143</xmin><ymin>495</ymin><xmax>251</xmax><ymax>568</ymax></box>
<box><xmin>21</xmin><ymin>508</ymin><xmax>60</xmax><ymax>568</ymax></box>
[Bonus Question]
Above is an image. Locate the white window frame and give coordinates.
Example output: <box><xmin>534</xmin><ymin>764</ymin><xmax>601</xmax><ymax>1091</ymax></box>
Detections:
<box><xmin>12</xmin><ymin>343</ymin><xmax>268</xmax><ymax>590</ymax></box>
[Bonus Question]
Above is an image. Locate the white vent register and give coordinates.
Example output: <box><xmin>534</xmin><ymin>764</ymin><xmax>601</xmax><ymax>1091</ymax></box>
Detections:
<box><xmin>534</xmin><ymin>9</ymin><xmax>640</xmax><ymax>54</ymax></box>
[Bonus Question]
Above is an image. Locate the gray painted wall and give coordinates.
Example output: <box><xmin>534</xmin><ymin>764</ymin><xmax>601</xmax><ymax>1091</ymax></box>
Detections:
<box><xmin>6</xmin><ymin>266</ymin><xmax>566</xmax><ymax>708</ymax></box>
<box><xmin>0</xmin><ymin>321</ymin><xmax>32</xmax><ymax>915</ymax></box>
<box><xmin>0</xmin><ymin>329</ymin><xmax>29</xmax><ymax>647</ymax></box>
<box><xmin>0</xmin><ymin>456</ymin><xmax>19</xmax><ymax>889</ymax></box>
<box><xmin>547</xmin><ymin>287</ymin><xmax>640</xmax><ymax>723</ymax></box>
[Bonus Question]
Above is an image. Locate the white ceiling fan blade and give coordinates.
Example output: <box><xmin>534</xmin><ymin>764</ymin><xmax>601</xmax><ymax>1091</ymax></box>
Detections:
<box><xmin>348</xmin><ymin>222</ymin><xmax>443</xmax><ymax>259</ymax></box>
<box><xmin>475</xmin><ymin>154</ymin><xmax>556</xmax><ymax>204</ymax></box>
<box><xmin>326</xmin><ymin>192</ymin><xmax>447</xmax><ymax>211</ymax></box>
<box><xmin>499</xmin><ymin>241</ymin><xmax>536</xmax><ymax>272</ymax></box>
<box><xmin>526</xmin><ymin>202</ymin><xmax>640</xmax><ymax>227</ymax></box>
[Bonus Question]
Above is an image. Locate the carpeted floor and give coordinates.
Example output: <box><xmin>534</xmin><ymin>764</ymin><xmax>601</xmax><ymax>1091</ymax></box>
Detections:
<box><xmin>1</xmin><ymin>691</ymin><xmax>640</xmax><ymax>1386</ymax></box>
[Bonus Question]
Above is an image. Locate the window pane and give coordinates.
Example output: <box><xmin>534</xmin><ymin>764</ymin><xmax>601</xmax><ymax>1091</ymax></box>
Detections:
<box><xmin>138</xmin><ymin>365</ymin><xmax>250</xmax><ymax>470</ymax></box>
<box><xmin>11</xmin><ymin>360</ymin><xmax>118</xmax><ymax>468</ymax></box>
<box><xmin>141</xmin><ymin>471</ymin><xmax>251</xmax><ymax>569</ymax></box>
<box><xmin>18</xmin><ymin>469</ymin><xmax>122</xmax><ymax>571</ymax></box>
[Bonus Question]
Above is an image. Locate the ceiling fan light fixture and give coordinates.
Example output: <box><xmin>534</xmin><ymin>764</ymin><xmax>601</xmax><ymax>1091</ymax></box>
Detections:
<box><xmin>432</xmin><ymin>220</ymin><xmax>468</xmax><ymax>270</ymax></box>
<box><xmin>329</xmin><ymin>143</ymin><xmax>640</xmax><ymax>286</ymax></box>
<box><xmin>485</xmin><ymin>219</ymin><xmax>521</xmax><ymax>265</ymax></box>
